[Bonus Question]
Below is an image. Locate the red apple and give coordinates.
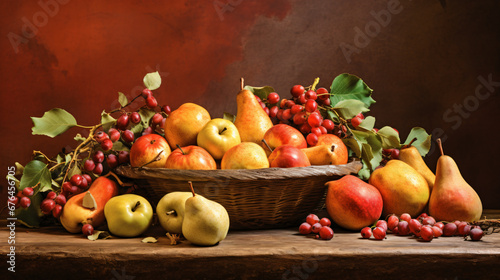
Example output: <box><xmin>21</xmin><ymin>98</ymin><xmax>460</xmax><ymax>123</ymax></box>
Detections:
<box><xmin>325</xmin><ymin>175</ymin><xmax>383</xmax><ymax>230</ymax></box>
<box><xmin>165</xmin><ymin>145</ymin><xmax>217</xmax><ymax>170</ymax></box>
<box><xmin>130</xmin><ymin>134</ymin><xmax>171</xmax><ymax>168</ymax></box>
<box><xmin>268</xmin><ymin>145</ymin><xmax>311</xmax><ymax>168</ymax></box>
<box><xmin>261</xmin><ymin>124</ymin><xmax>307</xmax><ymax>156</ymax></box>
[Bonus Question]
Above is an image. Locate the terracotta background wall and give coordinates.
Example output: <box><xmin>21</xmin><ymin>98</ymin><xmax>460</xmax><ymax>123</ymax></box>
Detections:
<box><xmin>1</xmin><ymin>1</ymin><xmax>499</xmax><ymax>210</ymax></box>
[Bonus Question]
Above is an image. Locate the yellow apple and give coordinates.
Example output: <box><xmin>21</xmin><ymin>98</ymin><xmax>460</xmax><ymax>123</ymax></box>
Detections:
<box><xmin>164</xmin><ymin>103</ymin><xmax>211</xmax><ymax>150</ymax></box>
<box><xmin>197</xmin><ymin>118</ymin><xmax>241</xmax><ymax>160</ymax></box>
<box><xmin>221</xmin><ymin>142</ymin><xmax>269</xmax><ymax>169</ymax></box>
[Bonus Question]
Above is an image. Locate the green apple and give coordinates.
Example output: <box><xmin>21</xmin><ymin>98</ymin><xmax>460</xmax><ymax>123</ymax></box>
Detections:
<box><xmin>104</xmin><ymin>194</ymin><xmax>153</xmax><ymax>237</ymax></box>
<box><xmin>197</xmin><ymin>118</ymin><xmax>241</xmax><ymax>160</ymax></box>
<box><xmin>156</xmin><ymin>192</ymin><xmax>193</xmax><ymax>234</ymax></box>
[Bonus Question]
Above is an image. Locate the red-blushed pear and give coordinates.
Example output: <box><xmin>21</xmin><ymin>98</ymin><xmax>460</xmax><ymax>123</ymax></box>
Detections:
<box><xmin>164</xmin><ymin>103</ymin><xmax>211</xmax><ymax>150</ymax></box>
<box><xmin>325</xmin><ymin>175</ymin><xmax>383</xmax><ymax>230</ymax></box>
<box><xmin>301</xmin><ymin>143</ymin><xmax>346</xmax><ymax>165</ymax></box>
<box><xmin>428</xmin><ymin>139</ymin><xmax>482</xmax><ymax>222</ymax></box>
<box><xmin>221</xmin><ymin>142</ymin><xmax>269</xmax><ymax>169</ymax></box>
<box><xmin>165</xmin><ymin>145</ymin><xmax>217</xmax><ymax>170</ymax></box>
<box><xmin>130</xmin><ymin>134</ymin><xmax>171</xmax><ymax>168</ymax></box>
<box><xmin>313</xmin><ymin>134</ymin><xmax>348</xmax><ymax>164</ymax></box>
<box><xmin>369</xmin><ymin>160</ymin><xmax>430</xmax><ymax>217</ymax></box>
<box><xmin>399</xmin><ymin>145</ymin><xmax>436</xmax><ymax>190</ymax></box>
<box><xmin>260</xmin><ymin>124</ymin><xmax>307</xmax><ymax>156</ymax></box>
<box><xmin>268</xmin><ymin>145</ymin><xmax>311</xmax><ymax>168</ymax></box>
<box><xmin>60</xmin><ymin>177</ymin><xmax>119</xmax><ymax>233</ymax></box>
<box><xmin>233</xmin><ymin>78</ymin><xmax>273</xmax><ymax>145</ymax></box>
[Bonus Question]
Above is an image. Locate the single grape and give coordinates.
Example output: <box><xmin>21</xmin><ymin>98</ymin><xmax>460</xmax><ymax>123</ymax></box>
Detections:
<box><xmin>46</xmin><ymin>191</ymin><xmax>57</xmax><ymax>200</ymax></box>
<box><xmin>319</xmin><ymin>226</ymin><xmax>334</xmax><ymax>240</ymax></box>
<box><xmin>82</xmin><ymin>224</ymin><xmax>94</xmax><ymax>236</ymax></box>
<box><xmin>70</xmin><ymin>174</ymin><xmax>83</xmax><ymax>187</ymax></box>
<box><xmin>291</xmin><ymin>104</ymin><xmax>304</xmax><ymax>115</ymax></box>
<box><xmin>307</xmin><ymin>112</ymin><xmax>322</xmax><ymax>127</ymax></box>
<box><xmin>443</xmin><ymin>223</ymin><xmax>458</xmax><ymax>237</ymax></box>
<box><xmin>305</xmin><ymin>99</ymin><xmax>318</xmax><ymax>113</ymax></box>
<box><xmin>318</xmin><ymin>126</ymin><xmax>327</xmax><ymax>135</ymax></box>
<box><xmin>94</xmin><ymin>131</ymin><xmax>109</xmax><ymax>143</ymax></box>
<box><xmin>361</xmin><ymin>227</ymin><xmax>372</xmax><ymax>239</ymax></box>
<box><xmin>267</xmin><ymin>92</ymin><xmax>280</xmax><ymax>104</ymax></box>
<box><xmin>93</xmin><ymin>163</ymin><xmax>103</xmax><ymax>175</ymax></box>
<box><xmin>422</xmin><ymin>216</ymin><xmax>436</xmax><ymax>226</ymax></box>
<box><xmin>299</xmin><ymin>123</ymin><xmax>312</xmax><ymax>134</ymax></box>
<box><xmin>434</xmin><ymin>222</ymin><xmax>444</xmax><ymax>230</ymax></box>
<box><xmin>116</xmin><ymin>114</ymin><xmax>130</xmax><ymax>130</ymax></box>
<box><xmin>54</xmin><ymin>194</ymin><xmax>67</xmax><ymax>206</ymax></box>
<box><xmin>282</xmin><ymin>109</ymin><xmax>292</xmax><ymax>120</ymax></box>
<box><xmin>311</xmin><ymin>127</ymin><xmax>322</xmax><ymax>137</ymax></box>
<box><xmin>305</xmin><ymin>90</ymin><xmax>317</xmax><ymax>100</ymax></box>
<box><xmin>130</xmin><ymin>112</ymin><xmax>141</xmax><ymax>124</ymax></box>
<box><xmin>311</xmin><ymin>223</ymin><xmax>322</xmax><ymax>234</ymax></box>
<box><xmin>322</xmin><ymin>119</ymin><xmax>335</xmax><ymax>132</ymax></box>
<box><xmin>52</xmin><ymin>204</ymin><xmax>63</xmax><ymax>219</ymax></box>
<box><xmin>376</xmin><ymin>220</ymin><xmax>388</xmax><ymax>232</ymax></box>
<box><xmin>82</xmin><ymin>174</ymin><xmax>92</xmax><ymax>186</ymax></box>
<box><xmin>22</xmin><ymin>187</ymin><xmax>34</xmax><ymax>197</ymax></box>
<box><xmin>351</xmin><ymin>116</ymin><xmax>363</xmax><ymax>128</ymax></box>
<box><xmin>79</xmin><ymin>176</ymin><xmax>88</xmax><ymax>189</ymax></box>
<box><xmin>299</xmin><ymin>222</ymin><xmax>312</xmax><ymax>235</ymax></box>
<box><xmin>400</xmin><ymin>213</ymin><xmax>411</xmax><ymax>223</ymax></box>
<box><xmin>93</xmin><ymin>151</ymin><xmax>105</xmax><ymax>163</ymax></box>
<box><xmin>291</xmin><ymin>85</ymin><xmax>305</xmax><ymax>97</ymax></box>
<box><xmin>392</xmin><ymin>227</ymin><xmax>399</xmax><ymax>235</ymax></box>
<box><xmin>431</xmin><ymin>226</ymin><xmax>443</xmax><ymax>238</ymax></box>
<box><xmin>457</xmin><ymin>222</ymin><xmax>471</xmax><ymax>236</ymax></box>
<box><xmin>387</xmin><ymin>215</ymin><xmax>399</xmax><ymax>231</ymax></box>
<box><xmin>285</xmin><ymin>100</ymin><xmax>295</xmax><ymax>108</ymax></box>
<box><xmin>84</xmin><ymin>159</ymin><xmax>96</xmax><ymax>172</ymax></box>
<box><xmin>142</xmin><ymin>88</ymin><xmax>153</xmax><ymax>98</ymax></box>
<box><xmin>20</xmin><ymin>196</ymin><xmax>31</xmax><ymax>208</ymax></box>
<box><xmin>409</xmin><ymin>219</ymin><xmax>422</xmax><ymax>235</ymax></box>
<box><xmin>269</xmin><ymin>106</ymin><xmax>279</xmax><ymax>118</ymax></box>
<box><xmin>108</xmin><ymin>128</ymin><xmax>121</xmax><ymax>142</ymax></box>
<box><xmin>316</xmin><ymin>87</ymin><xmax>329</xmax><ymax>100</ymax></box>
<box><xmin>293</xmin><ymin>112</ymin><xmax>307</xmax><ymax>125</ymax></box>
<box><xmin>40</xmin><ymin>198</ymin><xmax>56</xmax><ymax>214</ymax></box>
<box><xmin>122</xmin><ymin>130</ymin><xmax>135</xmax><ymax>143</ymax></box>
<box><xmin>107</xmin><ymin>154</ymin><xmax>119</xmax><ymax>169</ymax></box>
<box><xmin>146</xmin><ymin>96</ymin><xmax>158</xmax><ymax>109</ymax></box>
<box><xmin>306</xmin><ymin>133</ymin><xmax>318</xmax><ymax>146</ymax></box>
<box><xmin>355</xmin><ymin>113</ymin><xmax>365</xmax><ymax>120</ymax></box>
<box><xmin>263</xmin><ymin>107</ymin><xmax>270</xmax><ymax>115</ymax></box>
<box><xmin>69</xmin><ymin>185</ymin><xmax>80</xmax><ymax>194</ymax></box>
<box><xmin>276</xmin><ymin>109</ymin><xmax>284</xmax><ymax>120</ymax></box>
<box><xmin>373</xmin><ymin>227</ymin><xmax>386</xmax><ymax>240</ymax></box>
<box><xmin>322</xmin><ymin>98</ymin><xmax>331</xmax><ymax>106</ymax></box>
<box><xmin>391</xmin><ymin>149</ymin><xmax>400</xmax><ymax>159</ymax></box>
<box><xmin>298</xmin><ymin>94</ymin><xmax>307</xmax><ymax>104</ymax></box>
<box><xmin>142</xmin><ymin>126</ymin><xmax>153</xmax><ymax>136</ymax></box>
<box><xmin>306</xmin><ymin>214</ymin><xmax>320</xmax><ymax>225</ymax></box>
<box><xmin>398</xmin><ymin>221</ymin><xmax>410</xmax><ymax>236</ymax></box>
<box><xmin>118</xmin><ymin>150</ymin><xmax>130</xmax><ymax>164</ymax></box>
<box><xmin>469</xmin><ymin>227</ymin><xmax>484</xmax><ymax>241</ymax></box>
<box><xmin>161</xmin><ymin>105</ymin><xmax>172</xmax><ymax>114</ymax></box>
<box><xmin>420</xmin><ymin>225</ymin><xmax>434</xmax><ymax>242</ymax></box>
<box><xmin>101</xmin><ymin>139</ymin><xmax>114</xmax><ymax>151</ymax></box>
<box><xmin>62</xmin><ymin>182</ymin><xmax>73</xmax><ymax>193</ymax></box>
<box><xmin>320</xmin><ymin>218</ymin><xmax>331</xmax><ymax>227</ymax></box>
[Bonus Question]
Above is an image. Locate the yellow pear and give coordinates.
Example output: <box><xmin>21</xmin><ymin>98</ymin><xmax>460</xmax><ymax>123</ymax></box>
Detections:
<box><xmin>301</xmin><ymin>144</ymin><xmax>346</xmax><ymax>165</ymax></box>
<box><xmin>233</xmin><ymin>78</ymin><xmax>273</xmax><ymax>144</ymax></box>
<box><xmin>428</xmin><ymin>139</ymin><xmax>482</xmax><ymax>222</ymax></box>
<box><xmin>369</xmin><ymin>160</ymin><xmax>430</xmax><ymax>217</ymax></box>
<box><xmin>221</xmin><ymin>142</ymin><xmax>269</xmax><ymax>169</ymax></box>
<box><xmin>399</xmin><ymin>146</ymin><xmax>436</xmax><ymax>190</ymax></box>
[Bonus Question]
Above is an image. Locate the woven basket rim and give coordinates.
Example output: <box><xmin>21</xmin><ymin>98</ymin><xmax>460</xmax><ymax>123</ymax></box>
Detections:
<box><xmin>115</xmin><ymin>160</ymin><xmax>362</xmax><ymax>181</ymax></box>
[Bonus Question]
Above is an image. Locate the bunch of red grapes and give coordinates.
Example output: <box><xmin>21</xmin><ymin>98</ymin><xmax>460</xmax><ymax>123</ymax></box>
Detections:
<box><xmin>361</xmin><ymin>213</ymin><xmax>484</xmax><ymax>242</ymax></box>
<box><xmin>257</xmin><ymin>85</ymin><xmax>358</xmax><ymax>146</ymax></box>
<box><xmin>297</xmin><ymin>214</ymin><xmax>335</xmax><ymax>240</ymax></box>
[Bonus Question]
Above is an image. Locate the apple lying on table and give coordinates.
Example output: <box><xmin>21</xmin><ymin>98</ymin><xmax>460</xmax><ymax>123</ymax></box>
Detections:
<box><xmin>104</xmin><ymin>194</ymin><xmax>153</xmax><ymax>237</ymax></box>
<box><xmin>268</xmin><ymin>145</ymin><xmax>311</xmax><ymax>168</ymax></box>
<box><xmin>156</xmin><ymin>192</ymin><xmax>194</xmax><ymax>234</ymax></box>
<box><xmin>260</xmin><ymin>124</ymin><xmax>307</xmax><ymax>156</ymax></box>
<box><xmin>197</xmin><ymin>118</ymin><xmax>241</xmax><ymax>160</ymax></box>
<box><xmin>130</xmin><ymin>134</ymin><xmax>171</xmax><ymax>168</ymax></box>
<box><xmin>165</xmin><ymin>145</ymin><xmax>217</xmax><ymax>170</ymax></box>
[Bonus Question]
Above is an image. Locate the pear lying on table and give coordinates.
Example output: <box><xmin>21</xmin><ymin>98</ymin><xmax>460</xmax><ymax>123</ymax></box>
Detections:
<box><xmin>182</xmin><ymin>182</ymin><xmax>230</xmax><ymax>246</ymax></box>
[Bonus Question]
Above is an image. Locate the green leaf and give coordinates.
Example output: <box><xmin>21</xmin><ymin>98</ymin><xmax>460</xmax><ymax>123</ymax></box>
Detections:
<box><xmin>15</xmin><ymin>192</ymin><xmax>43</xmax><ymax>228</ymax></box>
<box><xmin>101</xmin><ymin>110</ymin><xmax>116</xmax><ymax>132</ymax></box>
<box><xmin>377</xmin><ymin>126</ymin><xmax>401</xmax><ymax>149</ymax></box>
<box><xmin>343</xmin><ymin>137</ymin><xmax>362</xmax><ymax>158</ymax></box>
<box><xmin>65</xmin><ymin>154</ymin><xmax>72</xmax><ymax>164</ymax></box>
<box><xmin>67</xmin><ymin>163</ymin><xmax>81</xmax><ymax>179</ymax></box>
<box><xmin>51</xmin><ymin>179</ymin><xmax>61</xmax><ymax>190</ymax></box>
<box><xmin>404</xmin><ymin>127</ymin><xmax>432</xmax><ymax>156</ymax></box>
<box><xmin>223</xmin><ymin>112</ymin><xmax>236</xmax><ymax>123</ymax></box>
<box><xmin>130</xmin><ymin>123</ymin><xmax>145</xmax><ymax>135</ymax></box>
<box><xmin>112</xmin><ymin>141</ymin><xmax>130</xmax><ymax>152</ymax></box>
<box><xmin>143</xmin><ymin>71</ymin><xmax>162</xmax><ymax>91</ymax></box>
<box><xmin>349</xmin><ymin>130</ymin><xmax>383</xmax><ymax>177</ymax></box>
<box><xmin>330</xmin><ymin>73</ymin><xmax>375</xmax><ymax>108</ymax></box>
<box><xmin>243</xmin><ymin>85</ymin><xmax>276</xmax><ymax>104</ymax></box>
<box><xmin>15</xmin><ymin>162</ymin><xmax>24</xmax><ymax>176</ymax></box>
<box><xmin>326</xmin><ymin>110</ymin><xmax>339</xmax><ymax>122</ymax></box>
<box><xmin>6</xmin><ymin>174</ymin><xmax>19</xmax><ymax>189</ymax></box>
<box><xmin>357</xmin><ymin>116</ymin><xmax>375</xmax><ymax>131</ymax></box>
<box><xmin>31</xmin><ymin>108</ymin><xmax>78</xmax><ymax>138</ymax></box>
<box><xmin>138</xmin><ymin>108</ymin><xmax>156</xmax><ymax>127</ymax></box>
<box><xmin>19</xmin><ymin>160</ymin><xmax>51</xmax><ymax>191</ymax></box>
<box><xmin>332</xmin><ymin>99</ymin><xmax>370</xmax><ymax>120</ymax></box>
<box><xmin>118</xmin><ymin>92</ymin><xmax>128</xmax><ymax>107</ymax></box>
<box><xmin>56</xmin><ymin>155</ymin><xmax>63</xmax><ymax>164</ymax></box>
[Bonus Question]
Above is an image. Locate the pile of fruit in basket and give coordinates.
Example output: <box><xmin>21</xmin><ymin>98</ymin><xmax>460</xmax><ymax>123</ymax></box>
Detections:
<box><xmin>6</xmin><ymin>71</ymin><xmax>493</xmax><ymax>246</ymax></box>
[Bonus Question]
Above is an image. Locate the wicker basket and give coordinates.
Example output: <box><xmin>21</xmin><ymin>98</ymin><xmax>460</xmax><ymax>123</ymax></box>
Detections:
<box><xmin>115</xmin><ymin>161</ymin><xmax>362</xmax><ymax>230</ymax></box>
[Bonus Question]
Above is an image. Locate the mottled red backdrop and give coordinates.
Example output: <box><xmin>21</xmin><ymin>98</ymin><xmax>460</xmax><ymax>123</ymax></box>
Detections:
<box><xmin>1</xmin><ymin>0</ymin><xmax>499</xmax><ymax>212</ymax></box>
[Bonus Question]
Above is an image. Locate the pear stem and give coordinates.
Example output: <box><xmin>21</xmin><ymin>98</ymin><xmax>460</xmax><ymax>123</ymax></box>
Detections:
<box><xmin>261</xmin><ymin>139</ymin><xmax>273</xmax><ymax>153</ymax></box>
<box><xmin>240</xmin><ymin>78</ymin><xmax>244</xmax><ymax>90</ymax></box>
<box><xmin>188</xmin><ymin>181</ymin><xmax>195</xmax><ymax>197</ymax></box>
<box><xmin>176</xmin><ymin>144</ymin><xmax>185</xmax><ymax>155</ymax></box>
<box><xmin>402</xmin><ymin>137</ymin><xmax>418</xmax><ymax>149</ymax></box>
<box><xmin>132</xmin><ymin>201</ymin><xmax>141</xmax><ymax>212</ymax></box>
<box><xmin>436</xmin><ymin>138</ymin><xmax>444</xmax><ymax>156</ymax></box>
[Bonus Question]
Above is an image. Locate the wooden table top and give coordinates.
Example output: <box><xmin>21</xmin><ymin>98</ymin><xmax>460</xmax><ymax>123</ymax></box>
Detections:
<box><xmin>2</xmin><ymin>210</ymin><xmax>499</xmax><ymax>280</ymax></box>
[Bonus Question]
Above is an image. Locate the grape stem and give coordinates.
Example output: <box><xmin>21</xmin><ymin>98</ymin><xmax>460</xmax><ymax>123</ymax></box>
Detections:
<box><xmin>109</xmin><ymin>93</ymin><xmax>144</xmax><ymax>114</ymax></box>
<box><xmin>62</xmin><ymin>124</ymin><xmax>101</xmax><ymax>183</ymax></box>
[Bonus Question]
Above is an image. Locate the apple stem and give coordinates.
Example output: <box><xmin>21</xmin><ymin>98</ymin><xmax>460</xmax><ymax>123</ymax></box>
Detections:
<box><xmin>436</xmin><ymin>138</ymin><xmax>444</xmax><ymax>156</ymax></box>
<box><xmin>176</xmin><ymin>144</ymin><xmax>185</xmax><ymax>155</ymax></box>
<box><xmin>220</xmin><ymin>127</ymin><xmax>227</xmax><ymax>134</ymax></box>
<box><xmin>240</xmin><ymin>77</ymin><xmax>244</xmax><ymax>90</ymax></box>
<box><xmin>166</xmin><ymin>210</ymin><xmax>176</xmax><ymax>216</ymax></box>
<box><xmin>261</xmin><ymin>139</ymin><xmax>273</xmax><ymax>153</ymax></box>
<box><xmin>188</xmin><ymin>181</ymin><xmax>195</xmax><ymax>197</ymax></box>
<box><xmin>139</xmin><ymin>150</ymin><xmax>164</xmax><ymax>169</ymax></box>
<box><xmin>131</xmin><ymin>201</ymin><xmax>141</xmax><ymax>212</ymax></box>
